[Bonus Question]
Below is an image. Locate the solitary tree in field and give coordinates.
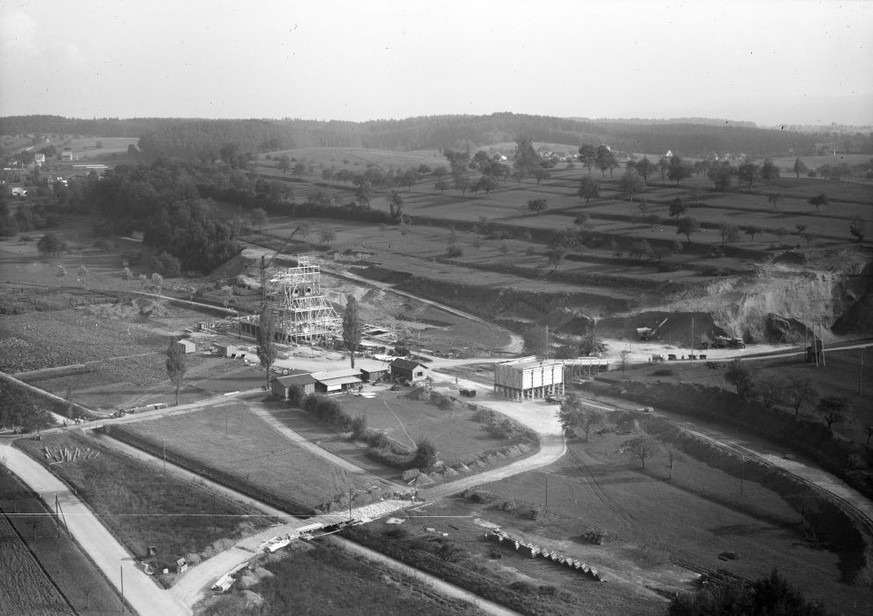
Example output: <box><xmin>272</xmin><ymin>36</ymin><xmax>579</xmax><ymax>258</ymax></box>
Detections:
<box><xmin>557</xmin><ymin>396</ymin><xmax>605</xmax><ymax>441</ymax></box>
<box><xmin>387</xmin><ymin>190</ymin><xmax>404</xmax><ymax>221</ymax></box>
<box><xmin>849</xmin><ymin>216</ymin><xmax>867</xmax><ymax>242</ymax></box>
<box><xmin>256</xmin><ymin>307</ymin><xmax>278</xmax><ymax>391</ymax></box>
<box><xmin>793</xmin><ymin>158</ymin><xmax>808</xmax><ymax>178</ymax></box>
<box><xmin>707</xmin><ymin>161</ymin><xmax>734</xmax><ymax>191</ymax></box>
<box><xmin>808</xmin><ymin>193</ymin><xmax>828</xmax><ymax>212</ymax></box>
<box><xmin>623</xmin><ymin>435</ymin><xmax>659</xmax><ymax>469</ymax></box>
<box><xmin>817</xmin><ymin>395</ymin><xmax>851</xmax><ymax>432</ymax></box>
<box><xmin>595</xmin><ymin>145</ymin><xmax>618</xmax><ymax>177</ymax></box>
<box><xmin>788</xmin><ymin>377</ymin><xmax>818</xmax><ymax>418</ymax></box>
<box><xmin>619</xmin><ymin>169</ymin><xmax>645</xmax><ymax>201</ymax></box>
<box><xmin>767</xmin><ymin>193</ymin><xmax>783</xmax><ymax>211</ymax></box>
<box><xmin>527</xmin><ymin>198</ymin><xmax>548</xmax><ymax>213</ymax></box>
<box><xmin>760</xmin><ymin>159</ymin><xmax>780</xmax><ymax>184</ymax></box>
<box><xmin>578</xmin><ymin>177</ymin><xmax>600</xmax><ymax>204</ymax></box>
<box><xmin>668</xmin><ymin>198</ymin><xmax>687</xmax><ymax>219</ymax></box>
<box><xmin>725</xmin><ymin>359</ymin><xmax>755</xmax><ymax>400</ymax></box>
<box><xmin>676</xmin><ymin>216</ymin><xmax>701</xmax><ymax>244</ymax></box>
<box><xmin>744</xmin><ymin>225</ymin><xmax>762</xmax><ymax>241</ymax></box>
<box><xmin>578</xmin><ymin>144</ymin><xmax>596</xmax><ymax>173</ymax></box>
<box><xmin>56</xmin><ymin>264</ymin><xmax>67</xmax><ymax>278</ymax></box>
<box><xmin>165</xmin><ymin>340</ymin><xmax>187</xmax><ymax>406</ymax></box>
<box><xmin>667</xmin><ymin>156</ymin><xmax>692</xmax><ymax>185</ymax></box>
<box><xmin>249</xmin><ymin>207</ymin><xmax>267</xmax><ymax>231</ymax></box>
<box><xmin>737</xmin><ymin>162</ymin><xmax>760</xmax><ymax>192</ymax></box>
<box><xmin>755</xmin><ymin>374</ymin><xmax>789</xmax><ymax>410</ymax></box>
<box><xmin>342</xmin><ymin>294</ymin><xmax>362</xmax><ymax>369</ymax></box>
<box><xmin>635</xmin><ymin>157</ymin><xmax>653</xmax><ymax>183</ymax></box>
<box><xmin>37</xmin><ymin>232</ymin><xmax>66</xmax><ymax>257</ymax></box>
<box><xmin>720</xmin><ymin>225</ymin><xmax>740</xmax><ymax>248</ymax></box>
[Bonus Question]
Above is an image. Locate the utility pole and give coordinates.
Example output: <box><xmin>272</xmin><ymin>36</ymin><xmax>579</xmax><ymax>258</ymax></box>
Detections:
<box><xmin>120</xmin><ymin>565</ymin><xmax>125</xmax><ymax>613</ymax></box>
<box><xmin>690</xmin><ymin>317</ymin><xmax>695</xmax><ymax>363</ymax></box>
<box><xmin>860</xmin><ymin>348</ymin><xmax>864</xmax><ymax>396</ymax></box>
<box><xmin>820</xmin><ymin>323</ymin><xmax>826</xmax><ymax>366</ymax></box>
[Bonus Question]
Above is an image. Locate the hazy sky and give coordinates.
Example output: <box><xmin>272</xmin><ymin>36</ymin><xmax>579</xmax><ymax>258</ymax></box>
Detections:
<box><xmin>1</xmin><ymin>0</ymin><xmax>872</xmax><ymax>125</ymax></box>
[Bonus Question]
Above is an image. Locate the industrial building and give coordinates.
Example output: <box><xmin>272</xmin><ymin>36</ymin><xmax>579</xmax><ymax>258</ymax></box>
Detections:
<box><xmin>493</xmin><ymin>356</ymin><xmax>564</xmax><ymax>401</ymax></box>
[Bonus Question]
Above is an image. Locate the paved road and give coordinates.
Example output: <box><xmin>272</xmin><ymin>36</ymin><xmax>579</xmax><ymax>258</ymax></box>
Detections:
<box><xmin>0</xmin><ymin>442</ymin><xmax>191</xmax><ymax>616</ymax></box>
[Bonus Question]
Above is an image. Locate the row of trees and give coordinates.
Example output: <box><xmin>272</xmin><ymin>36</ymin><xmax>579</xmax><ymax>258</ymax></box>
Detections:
<box><xmin>725</xmin><ymin>360</ymin><xmax>851</xmax><ymax>431</ymax></box>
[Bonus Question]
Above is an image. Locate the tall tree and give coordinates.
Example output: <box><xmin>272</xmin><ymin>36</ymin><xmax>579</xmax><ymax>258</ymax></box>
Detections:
<box><xmin>760</xmin><ymin>159</ymin><xmax>780</xmax><ymax>184</ymax></box>
<box><xmin>256</xmin><ymin>307</ymin><xmax>278</xmax><ymax>391</ymax></box>
<box><xmin>37</xmin><ymin>232</ymin><xmax>66</xmax><ymax>257</ymax></box>
<box><xmin>676</xmin><ymin>216</ymin><xmax>701</xmax><ymax>244</ymax></box>
<box><xmin>807</xmin><ymin>193</ymin><xmax>828</xmax><ymax>212</ymax></box>
<box><xmin>578</xmin><ymin>176</ymin><xmax>600</xmax><ymax>204</ymax></box>
<box><xmin>792</xmin><ymin>158</ymin><xmax>808</xmax><ymax>178</ymax></box>
<box><xmin>817</xmin><ymin>395</ymin><xmax>851</xmax><ymax>431</ymax></box>
<box><xmin>165</xmin><ymin>340</ymin><xmax>188</xmax><ymax>406</ymax></box>
<box><xmin>595</xmin><ymin>145</ymin><xmax>618</xmax><ymax>176</ymax></box>
<box><xmin>623</xmin><ymin>435</ymin><xmax>659</xmax><ymax>469</ymax></box>
<box><xmin>635</xmin><ymin>157</ymin><xmax>653</xmax><ymax>183</ymax></box>
<box><xmin>725</xmin><ymin>359</ymin><xmax>755</xmax><ymax>400</ymax></box>
<box><xmin>578</xmin><ymin>144</ymin><xmax>596</xmax><ymax>174</ymax></box>
<box><xmin>342</xmin><ymin>294</ymin><xmax>362</xmax><ymax>369</ymax></box>
<box><xmin>667</xmin><ymin>156</ymin><xmax>692</xmax><ymax>185</ymax></box>
<box><xmin>618</xmin><ymin>169</ymin><xmax>645</xmax><ymax>201</ymax></box>
<box><xmin>737</xmin><ymin>162</ymin><xmax>760</xmax><ymax>192</ymax></box>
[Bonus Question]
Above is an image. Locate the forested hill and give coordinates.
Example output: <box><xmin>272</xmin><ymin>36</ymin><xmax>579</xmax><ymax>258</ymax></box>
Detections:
<box><xmin>0</xmin><ymin>113</ymin><xmax>819</xmax><ymax>159</ymax></box>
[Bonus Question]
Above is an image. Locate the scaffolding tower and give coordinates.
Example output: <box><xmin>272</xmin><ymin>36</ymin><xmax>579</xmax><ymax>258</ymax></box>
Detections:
<box><xmin>269</xmin><ymin>255</ymin><xmax>341</xmax><ymax>343</ymax></box>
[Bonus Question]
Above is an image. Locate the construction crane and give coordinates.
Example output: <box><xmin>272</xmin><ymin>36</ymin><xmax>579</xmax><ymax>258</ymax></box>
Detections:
<box><xmin>636</xmin><ymin>317</ymin><xmax>668</xmax><ymax>341</ymax></box>
<box><xmin>260</xmin><ymin>227</ymin><xmax>301</xmax><ymax>310</ymax></box>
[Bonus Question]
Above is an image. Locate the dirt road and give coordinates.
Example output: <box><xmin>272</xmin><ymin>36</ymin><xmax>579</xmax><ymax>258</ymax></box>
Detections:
<box><xmin>0</xmin><ymin>442</ymin><xmax>191</xmax><ymax>616</ymax></box>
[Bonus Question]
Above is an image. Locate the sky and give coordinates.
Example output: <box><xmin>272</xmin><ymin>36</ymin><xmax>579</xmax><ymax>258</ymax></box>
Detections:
<box><xmin>1</xmin><ymin>0</ymin><xmax>872</xmax><ymax>126</ymax></box>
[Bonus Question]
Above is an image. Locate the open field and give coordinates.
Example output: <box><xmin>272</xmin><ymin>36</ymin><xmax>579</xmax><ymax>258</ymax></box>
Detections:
<box><xmin>352</xmin><ymin>427</ymin><xmax>873</xmax><ymax>616</ymax></box>
<box><xmin>260</xmin><ymin>390</ymin><xmax>533</xmax><ymax>477</ymax></box>
<box><xmin>0</xmin><ymin>509</ymin><xmax>75</xmax><ymax>616</ymax></box>
<box><xmin>0</xmin><ymin>467</ymin><xmax>121</xmax><ymax>615</ymax></box>
<box><xmin>110</xmin><ymin>403</ymin><xmax>386</xmax><ymax>513</ymax></box>
<box><xmin>14</xmin><ymin>430</ymin><xmax>269</xmax><ymax>576</ymax></box>
<box><xmin>197</xmin><ymin>542</ymin><xmax>484</xmax><ymax>616</ymax></box>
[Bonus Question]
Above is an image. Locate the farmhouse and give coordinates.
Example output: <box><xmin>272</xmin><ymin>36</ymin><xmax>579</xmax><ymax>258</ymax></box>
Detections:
<box><xmin>390</xmin><ymin>358</ymin><xmax>427</xmax><ymax>383</ymax></box>
<box><xmin>172</xmin><ymin>339</ymin><xmax>196</xmax><ymax>354</ymax></box>
<box><xmin>355</xmin><ymin>358</ymin><xmax>389</xmax><ymax>382</ymax></box>
<box><xmin>494</xmin><ymin>356</ymin><xmax>564</xmax><ymax>401</ymax></box>
<box><xmin>311</xmin><ymin>368</ymin><xmax>362</xmax><ymax>394</ymax></box>
<box><xmin>272</xmin><ymin>373</ymin><xmax>318</xmax><ymax>399</ymax></box>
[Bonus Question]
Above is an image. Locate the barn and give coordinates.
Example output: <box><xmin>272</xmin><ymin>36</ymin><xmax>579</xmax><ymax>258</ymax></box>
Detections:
<box><xmin>272</xmin><ymin>373</ymin><xmax>318</xmax><ymax>399</ymax></box>
<box><xmin>494</xmin><ymin>356</ymin><xmax>564</xmax><ymax>401</ymax></box>
<box><xmin>356</xmin><ymin>359</ymin><xmax>390</xmax><ymax>383</ymax></box>
<box><xmin>389</xmin><ymin>358</ymin><xmax>427</xmax><ymax>383</ymax></box>
<box><xmin>172</xmin><ymin>339</ymin><xmax>196</xmax><ymax>354</ymax></box>
<box><xmin>312</xmin><ymin>368</ymin><xmax>362</xmax><ymax>394</ymax></box>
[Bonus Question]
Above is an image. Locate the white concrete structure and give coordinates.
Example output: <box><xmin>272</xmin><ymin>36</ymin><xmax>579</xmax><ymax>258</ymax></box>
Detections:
<box><xmin>493</xmin><ymin>356</ymin><xmax>564</xmax><ymax>401</ymax></box>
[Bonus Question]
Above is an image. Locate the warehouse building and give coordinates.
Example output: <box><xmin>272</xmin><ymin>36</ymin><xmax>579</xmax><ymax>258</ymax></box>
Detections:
<box><xmin>493</xmin><ymin>356</ymin><xmax>564</xmax><ymax>401</ymax></box>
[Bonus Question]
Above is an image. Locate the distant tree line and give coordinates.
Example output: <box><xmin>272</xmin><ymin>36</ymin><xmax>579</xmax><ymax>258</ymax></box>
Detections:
<box><xmin>0</xmin><ymin>113</ymin><xmax>828</xmax><ymax>162</ymax></box>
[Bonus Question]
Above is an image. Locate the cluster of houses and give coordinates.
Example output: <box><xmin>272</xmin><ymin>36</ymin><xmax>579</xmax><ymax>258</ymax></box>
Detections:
<box><xmin>271</xmin><ymin>357</ymin><xmax>427</xmax><ymax>399</ymax></box>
